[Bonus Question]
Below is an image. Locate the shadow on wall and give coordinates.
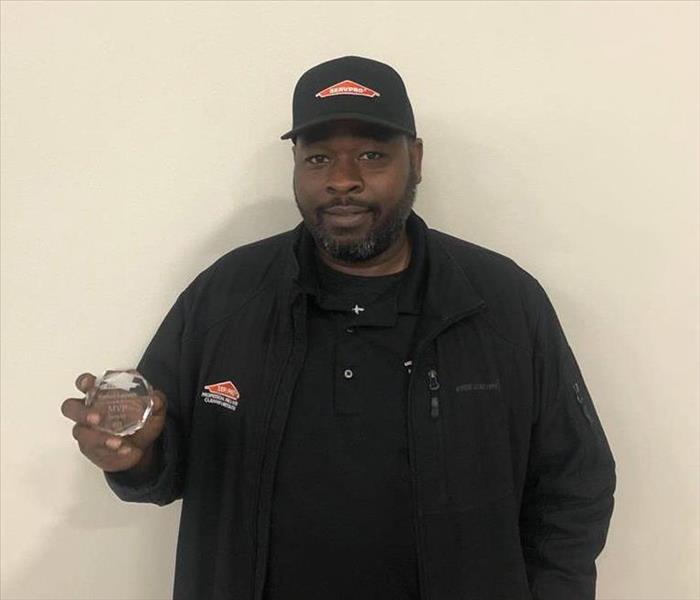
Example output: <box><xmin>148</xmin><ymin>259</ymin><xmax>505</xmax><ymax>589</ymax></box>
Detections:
<box><xmin>5</xmin><ymin>197</ymin><xmax>303</xmax><ymax>600</ymax></box>
<box><xmin>156</xmin><ymin>198</ymin><xmax>303</xmax><ymax>305</ymax></box>
<box><xmin>203</xmin><ymin>194</ymin><xmax>303</xmax><ymax>265</ymax></box>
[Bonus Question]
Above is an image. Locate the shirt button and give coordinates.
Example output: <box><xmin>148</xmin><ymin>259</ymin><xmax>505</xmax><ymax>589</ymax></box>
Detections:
<box><xmin>345</xmin><ymin>327</ymin><xmax>355</xmax><ymax>333</ymax></box>
<box><xmin>343</xmin><ymin>369</ymin><xmax>354</xmax><ymax>379</ymax></box>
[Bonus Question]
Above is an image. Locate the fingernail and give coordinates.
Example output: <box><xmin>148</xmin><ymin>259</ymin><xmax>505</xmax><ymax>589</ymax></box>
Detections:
<box><xmin>105</xmin><ymin>438</ymin><xmax>122</xmax><ymax>450</ymax></box>
<box><xmin>87</xmin><ymin>413</ymin><xmax>100</xmax><ymax>425</ymax></box>
<box><xmin>118</xmin><ymin>446</ymin><xmax>132</xmax><ymax>455</ymax></box>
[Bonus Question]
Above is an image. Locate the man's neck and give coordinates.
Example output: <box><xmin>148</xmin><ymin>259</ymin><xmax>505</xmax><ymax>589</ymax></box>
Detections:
<box><xmin>316</xmin><ymin>229</ymin><xmax>412</xmax><ymax>277</ymax></box>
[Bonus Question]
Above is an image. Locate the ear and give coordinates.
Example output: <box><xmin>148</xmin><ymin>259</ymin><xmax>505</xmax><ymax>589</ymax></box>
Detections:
<box><xmin>410</xmin><ymin>137</ymin><xmax>424</xmax><ymax>184</ymax></box>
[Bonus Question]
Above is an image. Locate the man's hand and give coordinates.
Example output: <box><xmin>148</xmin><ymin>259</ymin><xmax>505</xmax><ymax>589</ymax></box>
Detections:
<box><xmin>61</xmin><ymin>372</ymin><xmax>167</xmax><ymax>473</ymax></box>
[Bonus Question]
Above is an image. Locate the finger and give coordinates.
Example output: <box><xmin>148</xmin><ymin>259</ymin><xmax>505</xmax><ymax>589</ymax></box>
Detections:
<box><xmin>72</xmin><ymin>424</ymin><xmax>131</xmax><ymax>453</ymax></box>
<box><xmin>129</xmin><ymin>414</ymin><xmax>165</xmax><ymax>449</ymax></box>
<box><xmin>102</xmin><ymin>445</ymin><xmax>144</xmax><ymax>472</ymax></box>
<box><xmin>128</xmin><ymin>395</ymin><xmax>166</xmax><ymax>449</ymax></box>
<box><xmin>72</xmin><ymin>425</ymin><xmax>142</xmax><ymax>468</ymax></box>
<box><xmin>75</xmin><ymin>373</ymin><xmax>96</xmax><ymax>394</ymax></box>
<box><xmin>103</xmin><ymin>436</ymin><xmax>137</xmax><ymax>457</ymax></box>
<box><xmin>114</xmin><ymin>440</ymin><xmax>137</xmax><ymax>457</ymax></box>
<box><xmin>72</xmin><ymin>423</ymin><xmax>110</xmax><ymax>452</ymax></box>
<box><xmin>151</xmin><ymin>390</ymin><xmax>167</xmax><ymax>415</ymax></box>
<box><xmin>95</xmin><ymin>435</ymin><xmax>140</xmax><ymax>463</ymax></box>
<box><xmin>61</xmin><ymin>397</ymin><xmax>100</xmax><ymax>425</ymax></box>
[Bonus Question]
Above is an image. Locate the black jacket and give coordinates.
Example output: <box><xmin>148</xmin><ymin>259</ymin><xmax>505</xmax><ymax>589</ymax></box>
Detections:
<box><xmin>107</xmin><ymin>211</ymin><xmax>616</xmax><ymax>600</ymax></box>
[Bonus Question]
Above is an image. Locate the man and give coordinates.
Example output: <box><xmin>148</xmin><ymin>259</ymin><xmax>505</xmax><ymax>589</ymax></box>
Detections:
<box><xmin>62</xmin><ymin>56</ymin><xmax>616</xmax><ymax>600</ymax></box>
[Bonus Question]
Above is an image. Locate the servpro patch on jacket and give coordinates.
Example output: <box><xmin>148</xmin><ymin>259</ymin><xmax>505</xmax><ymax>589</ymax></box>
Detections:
<box><xmin>201</xmin><ymin>380</ymin><xmax>240</xmax><ymax>412</ymax></box>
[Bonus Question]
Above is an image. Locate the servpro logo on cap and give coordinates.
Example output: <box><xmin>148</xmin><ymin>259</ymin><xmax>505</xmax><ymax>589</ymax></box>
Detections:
<box><xmin>315</xmin><ymin>79</ymin><xmax>380</xmax><ymax>98</ymax></box>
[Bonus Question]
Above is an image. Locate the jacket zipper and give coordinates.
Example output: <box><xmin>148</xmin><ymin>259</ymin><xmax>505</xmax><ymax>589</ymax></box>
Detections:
<box><xmin>427</xmin><ymin>367</ymin><xmax>450</xmax><ymax>507</ymax></box>
<box><xmin>406</xmin><ymin>301</ymin><xmax>486</xmax><ymax>600</ymax></box>
<box><xmin>252</xmin><ymin>343</ymin><xmax>294</xmax><ymax>600</ymax></box>
<box><xmin>252</xmin><ymin>295</ymin><xmax>307</xmax><ymax>600</ymax></box>
<box><xmin>428</xmin><ymin>368</ymin><xmax>440</xmax><ymax>418</ymax></box>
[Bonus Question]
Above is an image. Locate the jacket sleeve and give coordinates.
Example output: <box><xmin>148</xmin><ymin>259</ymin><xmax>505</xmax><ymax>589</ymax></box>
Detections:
<box><xmin>519</xmin><ymin>278</ymin><xmax>616</xmax><ymax>600</ymax></box>
<box><xmin>104</xmin><ymin>290</ymin><xmax>191</xmax><ymax>506</ymax></box>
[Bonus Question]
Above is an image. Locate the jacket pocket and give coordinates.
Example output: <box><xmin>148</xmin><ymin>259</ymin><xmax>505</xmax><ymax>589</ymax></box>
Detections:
<box><xmin>566</xmin><ymin>366</ymin><xmax>612</xmax><ymax>459</ymax></box>
<box><xmin>442</xmin><ymin>379</ymin><xmax>515</xmax><ymax>508</ymax></box>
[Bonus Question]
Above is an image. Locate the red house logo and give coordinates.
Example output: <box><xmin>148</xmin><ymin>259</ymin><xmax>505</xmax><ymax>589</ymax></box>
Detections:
<box><xmin>315</xmin><ymin>80</ymin><xmax>380</xmax><ymax>99</ymax></box>
<box><xmin>204</xmin><ymin>381</ymin><xmax>240</xmax><ymax>401</ymax></box>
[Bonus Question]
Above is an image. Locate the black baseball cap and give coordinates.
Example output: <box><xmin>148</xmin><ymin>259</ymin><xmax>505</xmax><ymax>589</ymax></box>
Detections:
<box><xmin>280</xmin><ymin>55</ymin><xmax>416</xmax><ymax>141</ymax></box>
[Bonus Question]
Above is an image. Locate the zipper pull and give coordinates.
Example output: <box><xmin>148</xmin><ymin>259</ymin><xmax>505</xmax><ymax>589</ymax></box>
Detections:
<box><xmin>427</xmin><ymin>369</ymin><xmax>440</xmax><ymax>391</ymax></box>
<box><xmin>572</xmin><ymin>381</ymin><xmax>594</xmax><ymax>424</ymax></box>
<box><xmin>428</xmin><ymin>369</ymin><xmax>440</xmax><ymax>418</ymax></box>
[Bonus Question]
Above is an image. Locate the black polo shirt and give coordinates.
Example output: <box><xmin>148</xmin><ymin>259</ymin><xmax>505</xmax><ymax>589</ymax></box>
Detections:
<box><xmin>263</xmin><ymin>215</ymin><xmax>427</xmax><ymax>600</ymax></box>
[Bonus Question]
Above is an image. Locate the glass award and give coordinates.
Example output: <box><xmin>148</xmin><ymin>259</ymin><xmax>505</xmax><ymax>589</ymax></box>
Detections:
<box><xmin>85</xmin><ymin>370</ymin><xmax>154</xmax><ymax>436</ymax></box>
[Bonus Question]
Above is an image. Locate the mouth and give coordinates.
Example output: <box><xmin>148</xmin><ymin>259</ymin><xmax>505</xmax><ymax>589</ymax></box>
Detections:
<box><xmin>322</xmin><ymin>206</ymin><xmax>373</xmax><ymax>228</ymax></box>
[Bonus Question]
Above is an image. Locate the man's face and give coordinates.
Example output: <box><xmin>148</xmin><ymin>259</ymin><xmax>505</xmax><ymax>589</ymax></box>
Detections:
<box><xmin>292</xmin><ymin>119</ymin><xmax>423</xmax><ymax>264</ymax></box>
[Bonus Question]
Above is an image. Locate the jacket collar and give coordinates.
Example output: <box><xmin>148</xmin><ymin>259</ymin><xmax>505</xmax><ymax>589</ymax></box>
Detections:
<box><xmin>295</xmin><ymin>210</ymin><xmax>426</xmax><ymax>319</ymax></box>
<box><xmin>284</xmin><ymin>210</ymin><xmax>486</xmax><ymax>321</ymax></box>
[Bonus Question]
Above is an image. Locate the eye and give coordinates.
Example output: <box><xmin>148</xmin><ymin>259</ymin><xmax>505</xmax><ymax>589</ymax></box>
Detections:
<box><xmin>360</xmin><ymin>151</ymin><xmax>385</xmax><ymax>161</ymax></box>
<box><xmin>305</xmin><ymin>154</ymin><xmax>329</xmax><ymax>165</ymax></box>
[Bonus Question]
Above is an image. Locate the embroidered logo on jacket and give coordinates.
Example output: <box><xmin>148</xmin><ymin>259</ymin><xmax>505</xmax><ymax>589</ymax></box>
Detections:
<box><xmin>455</xmin><ymin>381</ymin><xmax>500</xmax><ymax>392</ymax></box>
<box><xmin>201</xmin><ymin>380</ymin><xmax>241</xmax><ymax>412</ymax></box>
<box><xmin>315</xmin><ymin>80</ymin><xmax>380</xmax><ymax>98</ymax></box>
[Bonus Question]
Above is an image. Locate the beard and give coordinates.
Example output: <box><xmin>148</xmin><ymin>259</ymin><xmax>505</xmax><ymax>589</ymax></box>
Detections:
<box><xmin>293</xmin><ymin>163</ymin><xmax>419</xmax><ymax>264</ymax></box>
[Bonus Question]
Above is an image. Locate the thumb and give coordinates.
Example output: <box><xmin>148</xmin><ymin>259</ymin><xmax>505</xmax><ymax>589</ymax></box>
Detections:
<box><xmin>75</xmin><ymin>373</ymin><xmax>96</xmax><ymax>394</ymax></box>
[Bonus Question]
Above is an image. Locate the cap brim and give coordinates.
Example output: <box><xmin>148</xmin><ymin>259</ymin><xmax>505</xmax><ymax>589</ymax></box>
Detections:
<box><xmin>280</xmin><ymin>112</ymin><xmax>415</xmax><ymax>140</ymax></box>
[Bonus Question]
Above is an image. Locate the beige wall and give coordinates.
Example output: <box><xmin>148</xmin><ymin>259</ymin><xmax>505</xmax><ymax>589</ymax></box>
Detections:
<box><xmin>1</xmin><ymin>1</ymin><xmax>698</xmax><ymax>598</ymax></box>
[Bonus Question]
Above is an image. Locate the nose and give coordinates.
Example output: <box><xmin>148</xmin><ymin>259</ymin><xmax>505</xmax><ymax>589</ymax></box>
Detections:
<box><xmin>325</xmin><ymin>157</ymin><xmax>364</xmax><ymax>196</ymax></box>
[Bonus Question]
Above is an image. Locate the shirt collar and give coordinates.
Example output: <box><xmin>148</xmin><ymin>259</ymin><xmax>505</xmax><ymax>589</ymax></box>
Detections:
<box><xmin>287</xmin><ymin>210</ymin><xmax>486</xmax><ymax>323</ymax></box>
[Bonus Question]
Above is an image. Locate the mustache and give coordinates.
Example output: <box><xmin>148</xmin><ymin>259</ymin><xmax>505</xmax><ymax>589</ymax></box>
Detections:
<box><xmin>320</xmin><ymin>198</ymin><xmax>375</xmax><ymax>212</ymax></box>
